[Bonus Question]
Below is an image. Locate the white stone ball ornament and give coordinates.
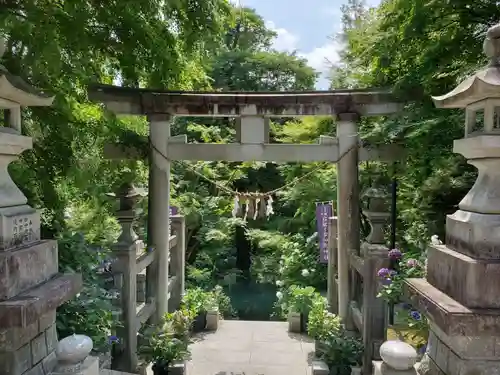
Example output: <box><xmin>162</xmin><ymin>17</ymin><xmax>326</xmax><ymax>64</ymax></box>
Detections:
<box><xmin>379</xmin><ymin>340</ymin><xmax>418</xmax><ymax>370</ymax></box>
<box><xmin>56</xmin><ymin>334</ymin><xmax>93</xmax><ymax>365</ymax></box>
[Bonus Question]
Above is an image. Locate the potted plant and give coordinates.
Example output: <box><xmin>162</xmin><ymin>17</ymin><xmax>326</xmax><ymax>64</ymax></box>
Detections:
<box><xmin>139</xmin><ymin>311</ymin><xmax>192</xmax><ymax>375</ymax></box>
<box><xmin>319</xmin><ymin>333</ymin><xmax>363</xmax><ymax>375</ymax></box>
<box><xmin>182</xmin><ymin>288</ymin><xmax>212</xmax><ymax>332</ymax></box>
<box><xmin>205</xmin><ymin>293</ymin><xmax>220</xmax><ymax>331</ymax></box>
<box><xmin>287</xmin><ymin>286</ymin><xmax>319</xmax><ymax>332</ymax></box>
<box><xmin>307</xmin><ymin>297</ymin><xmax>341</xmax><ymax>355</ymax></box>
<box><xmin>343</xmin><ymin>336</ymin><xmax>363</xmax><ymax>375</ymax></box>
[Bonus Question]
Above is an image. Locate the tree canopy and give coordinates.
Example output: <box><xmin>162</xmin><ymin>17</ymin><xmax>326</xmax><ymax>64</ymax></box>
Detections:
<box><xmin>0</xmin><ymin>0</ymin><xmax>493</xmax><ymax>350</ymax></box>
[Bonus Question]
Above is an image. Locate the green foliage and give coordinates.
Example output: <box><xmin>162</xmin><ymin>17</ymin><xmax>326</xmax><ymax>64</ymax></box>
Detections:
<box><xmin>393</xmin><ymin>308</ymin><xmax>429</xmax><ymax>351</ymax></box>
<box><xmin>307</xmin><ymin>297</ymin><xmax>342</xmax><ymax>342</ymax></box>
<box><xmin>330</xmin><ymin>0</ymin><xmax>495</xmax><ymax>250</ymax></box>
<box><xmin>5</xmin><ymin>0</ymin><xmax>484</xmax><ymax>342</ymax></box>
<box><xmin>182</xmin><ymin>288</ymin><xmax>215</xmax><ymax>315</ymax></box>
<box><xmin>211</xmin><ymin>285</ymin><xmax>236</xmax><ymax>318</ymax></box>
<box><xmin>182</xmin><ymin>286</ymin><xmax>235</xmax><ymax>318</ymax></box>
<box><xmin>56</xmin><ymin>231</ymin><xmax>118</xmax><ymax>351</ymax></box>
<box><xmin>319</xmin><ymin>333</ymin><xmax>364</xmax><ymax>368</ymax></box>
<box><xmin>280</xmin><ymin>285</ymin><xmax>322</xmax><ymax>316</ymax></box>
<box><xmin>139</xmin><ymin>310</ymin><xmax>193</xmax><ymax>366</ymax></box>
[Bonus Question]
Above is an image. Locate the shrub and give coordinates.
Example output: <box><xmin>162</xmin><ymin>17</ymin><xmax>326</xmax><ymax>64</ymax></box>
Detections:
<box><xmin>307</xmin><ymin>297</ymin><xmax>341</xmax><ymax>342</ymax></box>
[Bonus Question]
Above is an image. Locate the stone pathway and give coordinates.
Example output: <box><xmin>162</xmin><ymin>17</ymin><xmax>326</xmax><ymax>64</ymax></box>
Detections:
<box><xmin>187</xmin><ymin>320</ymin><xmax>314</xmax><ymax>375</ymax></box>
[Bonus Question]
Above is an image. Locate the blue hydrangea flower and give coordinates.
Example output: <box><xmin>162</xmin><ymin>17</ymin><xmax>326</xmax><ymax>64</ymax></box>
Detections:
<box><xmin>410</xmin><ymin>310</ymin><xmax>422</xmax><ymax>321</ymax></box>
<box><xmin>109</xmin><ymin>335</ymin><xmax>119</xmax><ymax>344</ymax></box>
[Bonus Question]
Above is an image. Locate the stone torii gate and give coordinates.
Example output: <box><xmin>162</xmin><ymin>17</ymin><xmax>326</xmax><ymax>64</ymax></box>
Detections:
<box><xmin>88</xmin><ymin>84</ymin><xmax>400</xmax><ymax>325</ymax></box>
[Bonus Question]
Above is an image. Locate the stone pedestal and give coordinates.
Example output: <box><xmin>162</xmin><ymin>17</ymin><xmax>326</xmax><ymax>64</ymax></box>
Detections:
<box><xmin>0</xmin><ymin>39</ymin><xmax>80</xmax><ymax>375</ymax></box>
<box><xmin>406</xmin><ymin>135</ymin><xmax>500</xmax><ymax>375</ymax></box>
<box><xmin>288</xmin><ymin>311</ymin><xmax>301</xmax><ymax>333</ymax></box>
<box><xmin>51</xmin><ymin>335</ymin><xmax>98</xmax><ymax>375</ymax></box>
<box><xmin>205</xmin><ymin>309</ymin><xmax>219</xmax><ymax>331</ymax></box>
<box><xmin>407</xmin><ymin>25</ymin><xmax>500</xmax><ymax>375</ymax></box>
<box><xmin>0</xmin><ymin>133</ymin><xmax>82</xmax><ymax>375</ymax></box>
<box><xmin>311</xmin><ymin>360</ymin><xmax>329</xmax><ymax>375</ymax></box>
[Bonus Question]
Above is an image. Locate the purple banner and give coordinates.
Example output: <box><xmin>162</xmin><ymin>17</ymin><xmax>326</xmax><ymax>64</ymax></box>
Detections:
<box><xmin>169</xmin><ymin>206</ymin><xmax>178</xmax><ymax>235</ymax></box>
<box><xmin>316</xmin><ymin>202</ymin><xmax>333</xmax><ymax>263</ymax></box>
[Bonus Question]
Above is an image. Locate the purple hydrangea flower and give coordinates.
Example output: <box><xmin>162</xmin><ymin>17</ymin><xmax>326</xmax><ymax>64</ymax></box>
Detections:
<box><xmin>389</xmin><ymin>249</ymin><xmax>403</xmax><ymax>260</ymax></box>
<box><xmin>410</xmin><ymin>310</ymin><xmax>422</xmax><ymax>321</ymax></box>
<box><xmin>382</xmin><ymin>278</ymin><xmax>392</xmax><ymax>286</ymax></box>
<box><xmin>377</xmin><ymin>268</ymin><xmax>391</xmax><ymax>278</ymax></box>
<box><xmin>407</xmin><ymin>258</ymin><xmax>419</xmax><ymax>268</ymax></box>
<box><xmin>109</xmin><ymin>335</ymin><xmax>119</xmax><ymax>344</ymax></box>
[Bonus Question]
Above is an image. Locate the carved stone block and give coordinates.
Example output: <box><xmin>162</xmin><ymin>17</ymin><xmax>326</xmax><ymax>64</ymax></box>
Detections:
<box><xmin>30</xmin><ymin>332</ymin><xmax>47</xmax><ymax>366</ymax></box>
<box><xmin>205</xmin><ymin>309</ymin><xmax>219</xmax><ymax>331</ymax></box>
<box><xmin>287</xmin><ymin>311</ymin><xmax>301</xmax><ymax>333</ymax></box>
<box><xmin>311</xmin><ymin>360</ymin><xmax>330</xmax><ymax>375</ymax></box>
<box><xmin>0</xmin><ymin>342</ymin><xmax>31</xmax><ymax>374</ymax></box>
<box><xmin>0</xmin><ymin>205</ymin><xmax>40</xmax><ymax>251</ymax></box>
<box><xmin>373</xmin><ymin>361</ymin><xmax>417</xmax><ymax>375</ymax></box>
<box><xmin>427</xmin><ymin>244</ymin><xmax>500</xmax><ymax>308</ymax></box>
<box><xmin>52</xmin><ymin>356</ymin><xmax>99</xmax><ymax>375</ymax></box>
<box><xmin>0</xmin><ymin>240</ymin><xmax>57</xmax><ymax>300</ymax></box>
<box><xmin>420</xmin><ymin>336</ymin><xmax>500</xmax><ymax>375</ymax></box>
<box><xmin>405</xmin><ymin>278</ymin><xmax>500</xmax><ymax>337</ymax></box>
<box><xmin>0</xmin><ymin>273</ymin><xmax>82</xmax><ymax>329</ymax></box>
<box><xmin>445</xmin><ymin>210</ymin><xmax>500</xmax><ymax>260</ymax></box>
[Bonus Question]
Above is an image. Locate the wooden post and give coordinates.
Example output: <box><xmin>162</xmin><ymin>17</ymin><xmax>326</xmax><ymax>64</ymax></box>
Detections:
<box><xmin>108</xmin><ymin>183</ymin><xmax>146</xmax><ymax>372</ymax></box>
<box><xmin>148</xmin><ymin>114</ymin><xmax>172</xmax><ymax>322</ymax></box>
<box><xmin>169</xmin><ymin>215</ymin><xmax>186</xmax><ymax>311</ymax></box>
<box><xmin>327</xmin><ymin>216</ymin><xmax>339</xmax><ymax>313</ymax></box>
<box><xmin>336</xmin><ymin>113</ymin><xmax>360</xmax><ymax>327</ymax></box>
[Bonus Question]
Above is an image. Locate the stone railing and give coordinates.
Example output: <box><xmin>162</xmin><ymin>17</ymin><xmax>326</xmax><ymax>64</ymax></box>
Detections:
<box><xmin>328</xmin><ymin>181</ymin><xmax>391</xmax><ymax>373</ymax></box>
<box><xmin>107</xmin><ymin>183</ymin><xmax>186</xmax><ymax>373</ymax></box>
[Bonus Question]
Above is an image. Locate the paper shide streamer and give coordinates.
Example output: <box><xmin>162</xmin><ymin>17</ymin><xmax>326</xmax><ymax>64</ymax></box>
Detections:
<box><xmin>231</xmin><ymin>192</ymin><xmax>274</xmax><ymax>221</ymax></box>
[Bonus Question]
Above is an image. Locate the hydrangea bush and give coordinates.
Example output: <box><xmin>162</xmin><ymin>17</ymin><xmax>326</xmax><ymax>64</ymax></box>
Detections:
<box><xmin>377</xmin><ymin>247</ymin><xmax>429</xmax><ymax>352</ymax></box>
<box><xmin>377</xmin><ymin>248</ymin><xmax>426</xmax><ymax>304</ymax></box>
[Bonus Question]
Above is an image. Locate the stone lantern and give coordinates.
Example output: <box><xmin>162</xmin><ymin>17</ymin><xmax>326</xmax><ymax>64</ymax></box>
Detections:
<box><xmin>362</xmin><ymin>184</ymin><xmax>390</xmax><ymax>246</ymax></box>
<box><xmin>0</xmin><ymin>36</ymin><xmax>82</xmax><ymax>375</ymax></box>
<box><xmin>405</xmin><ymin>23</ymin><xmax>500</xmax><ymax>375</ymax></box>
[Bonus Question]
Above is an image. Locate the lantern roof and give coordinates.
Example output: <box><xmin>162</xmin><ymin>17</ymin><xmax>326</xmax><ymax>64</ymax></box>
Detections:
<box><xmin>0</xmin><ymin>37</ymin><xmax>54</xmax><ymax>107</ymax></box>
<box><xmin>432</xmin><ymin>23</ymin><xmax>500</xmax><ymax>109</ymax></box>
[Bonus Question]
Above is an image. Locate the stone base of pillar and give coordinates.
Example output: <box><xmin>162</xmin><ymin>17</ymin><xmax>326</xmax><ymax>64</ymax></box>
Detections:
<box><xmin>205</xmin><ymin>309</ymin><xmax>219</xmax><ymax>331</ymax></box>
<box><xmin>406</xmin><ymin>277</ymin><xmax>500</xmax><ymax>375</ymax></box>
<box><xmin>426</xmin><ymin>243</ymin><xmax>500</xmax><ymax>308</ymax></box>
<box><xmin>52</xmin><ymin>356</ymin><xmax>99</xmax><ymax>375</ymax></box>
<box><xmin>0</xmin><ymin>310</ymin><xmax>59</xmax><ymax>375</ymax></box>
<box><xmin>0</xmin><ymin>238</ymin><xmax>82</xmax><ymax>375</ymax></box>
<box><xmin>373</xmin><ymin>361</ymin><xmax>417</xmax><ymax>375</ymax></box>
<box><xmin>287</xmin><ymin>312</ymin><xmax>301</xmax><ymax>333</ymax></box>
